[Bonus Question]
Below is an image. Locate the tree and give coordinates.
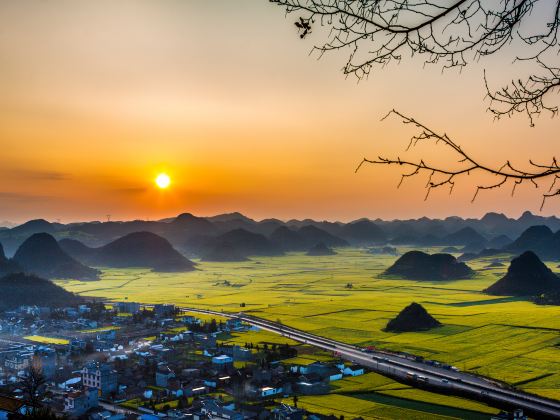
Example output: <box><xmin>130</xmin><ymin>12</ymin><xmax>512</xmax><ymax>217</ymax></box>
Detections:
<box><xmin>20</xmin><ymin>363</ymin><xmax>46</xmax><ymax>408</ymax></box>
<box><xmin>355</xmin><ymin>109</ymin><xmax>560</xmax><ymax>208</ymax></box>
<box><xmin>271</xmin><ymin>0</ymin><xmax>560</xmax><ymax>124</ymax></box>
<box><xmin>209</xmin><ymin>318</ymin><xmax>218</xmax><ymax>333</ymax></box>
<box><xmin>271</xmin><ymin>0</ymin><xmax>560</xmax><ymax>204</ymax></box>
<box><xmin>84</xmin><ymin>340</ymin><xmax>94</xmax><ymax>354</ymax></box>
<box><xmin>8</xmin><ymin>407</ymin><xmax>64</xmax><ymax>419</ymax></box>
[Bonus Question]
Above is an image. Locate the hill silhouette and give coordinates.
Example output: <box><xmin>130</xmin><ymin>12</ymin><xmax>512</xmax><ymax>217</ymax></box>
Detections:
<box><xmin>385</xmin><ymin>302</ymin><xmax>441</xmax><ymax>332</ymax></box>
<box><xmin>298</xmin><ymin>225</ymin><xmax>348</xmax><ymax>248</ymax></box>
<box><xmin>59</xmin><ymin>238</ymin><xmax>95</xmax><ymax>261</ymax></box>
<box><xmin>340</xmin><ymin>220</ymin><xmax>386</xmax><ymax>244</ymax></box>
<box><xmin>201</xmin><ymin>242</ymin><xmax>249</xmax><ymax>262</ymax></box>
<box><xmin>460</xmin><ymin>240</ymin><xmax>488</xmax><ymax>254</ymax></box>
<box><xmin>484</xmin><ymin>251</ymin><xmax>559</xmax><ymax>296</ymax></box>
<box><xmin>0</xmin><ymin>242</ymin><xmax>21</xmax><ymax>276</ymax></box>
<box><xmin>13</xmin><ymin>233</ymin><xmax>100</xmax><ymax>280</ymax></box>
<box><xmin>505</xmin><ymin>225</ymin><xmax>560</xmax><ymax>260</ymax></box>
<box><xmin>256</xmin><ymin>218</ymin><xmax>285</xmax><ymax>236</ymax></box>
<box><xmin>83</xmin><ymin>232</ymin><xmax>196</xmax><ymax>272</ymax></box>
<box><xmin>306</xmin><ymin>242</ymin><xmax>336</xmax><ymax>256</ymax></box>
<box><xmin>384</xmin><ymin>251</ymin><xmax>474</xmax><ymax>280</ymax></box>
<box><xmin>442</xmin><ymin>227</ymin><xmax>486</xmax><ymax>246</ymax></box>
<box><xmin>10</xmin><ymin>219</ymin><xmax>57</xmax><ymax>236</ymax></box>
<box><xmin>487</xmin><ymin>234</ymin><xmax>512</xmax><ymax>249</ymax></box>
<box><xmin>6</xmin><ymin>211</ymin><xmax>560</xmax><ymax>255</ymax></box>
<box><xmin>215</xmin><ymin>229</ymin><xmax>283</xmax><ymax>256</ymax></box>
<box><xmin>209</xmin><ymin>214</ymin><xmax>258</xmax><ymax>234</ymax></box>
<box><xmin>172</xmin><ymin>213</ymin><xmax>217</xmax><ymax>233</ymax></box>
<box><xmin>168</xmin><ymin>213</ymin><xmax>219</xmax><ymax>243</ymax></box>
<box><xmin>269</xmin><ymin>226</ymin><xmax>307</xmax><ymax>251</ymax></box>
<box><xmin>0</xmin><ymin>273</ymin><xmax>82</xmax><ymax>312</ymax></box>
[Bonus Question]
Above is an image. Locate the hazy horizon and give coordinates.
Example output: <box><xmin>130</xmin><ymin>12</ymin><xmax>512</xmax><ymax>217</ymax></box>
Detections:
<box><xmin>1</xmin><ymin>208</ymin><xmax>553</xmax><ymax>227</ymax></box>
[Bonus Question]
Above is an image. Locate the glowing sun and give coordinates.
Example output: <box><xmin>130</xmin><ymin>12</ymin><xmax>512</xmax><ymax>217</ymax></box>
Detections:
<box><xmin>155</xmin><ymin>173</ymin><xmax>171</xmax><ymax>189</ymax></box>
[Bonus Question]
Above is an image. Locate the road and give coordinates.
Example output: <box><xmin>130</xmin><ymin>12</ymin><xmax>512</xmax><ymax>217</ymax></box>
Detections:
<box><xmin>180</xmin><ymin>306</ymin><xmax>560</xmax><ymax>419</ymax></box>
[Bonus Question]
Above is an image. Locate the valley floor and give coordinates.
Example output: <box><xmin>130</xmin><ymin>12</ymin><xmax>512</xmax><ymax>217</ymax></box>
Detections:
<box><xmin>56</xmin><ymin>248</ymin><xmax>560</xmax><ymax>415</ymax></box>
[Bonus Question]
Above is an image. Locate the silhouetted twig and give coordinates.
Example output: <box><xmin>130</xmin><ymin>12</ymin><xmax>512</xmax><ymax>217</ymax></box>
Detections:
<box><xmin>271</xmin><ymin>0</ymin><xmax>560</xmax><ymax>124</ymax></box>
<box><xmin>355</xmin><ymin>110</ymin><xmax>560</xmax><ymax>208</ymax></box>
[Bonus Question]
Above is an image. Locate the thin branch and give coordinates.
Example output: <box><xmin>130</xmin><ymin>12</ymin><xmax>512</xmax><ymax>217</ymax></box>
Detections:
<box><xmin>271</xmin><ymin>0</ymin><xmax>560</xmax><ymax>125</ymax></box>
<box><xmin>356</xmin><ymin>110</ymin><xmax>560</xmax><ymax>206</ymax></box>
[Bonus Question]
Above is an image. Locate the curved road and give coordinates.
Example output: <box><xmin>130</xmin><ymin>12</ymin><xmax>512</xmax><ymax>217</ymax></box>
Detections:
<box><xmin>180</xmin><ymin>306</ymin><xmax>560</xmax><ymax>419</ymax></box>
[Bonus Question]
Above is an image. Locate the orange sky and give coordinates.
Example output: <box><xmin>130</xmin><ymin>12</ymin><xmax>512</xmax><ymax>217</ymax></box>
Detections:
<box><xmin>0</xmin><ymin>0</ymin><xmax>558</xmax><ymax>223</ymax></box>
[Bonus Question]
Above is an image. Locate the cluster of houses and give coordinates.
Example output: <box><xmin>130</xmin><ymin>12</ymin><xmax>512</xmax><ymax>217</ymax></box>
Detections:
<box><xmin>0</xmin><ymin>301</ymin><xmax>371</xmax><ymax>419</ymax></box>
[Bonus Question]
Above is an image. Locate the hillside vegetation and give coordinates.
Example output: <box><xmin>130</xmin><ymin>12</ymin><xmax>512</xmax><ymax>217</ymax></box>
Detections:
<box><xmin>0</xmin><ymin>273</ymin><xmax>82</xmax><ymax>311</ymax></box>
<box><xmin>384</xmin><ymin>251</ymin><xmax>474</xmax><ymax>281</ymax></box>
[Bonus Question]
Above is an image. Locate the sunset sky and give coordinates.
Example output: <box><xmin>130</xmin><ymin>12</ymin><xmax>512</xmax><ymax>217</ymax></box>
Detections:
<box><xmin>1</xmin><ymin>1</ymin><xmax>558</xmax><ymax>224</ymax></box>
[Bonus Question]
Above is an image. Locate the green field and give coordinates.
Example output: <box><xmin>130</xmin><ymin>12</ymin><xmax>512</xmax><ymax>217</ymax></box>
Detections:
<box><xmin>24</xmin><ymin>335</ymin><xmax>70</xmax><ymax>345</ymax></box>
<box><xmin>79</xmin><ymin>326</ymin><xmax>120</xmax><ymax>333</ymax></box>
<box><xmin>55</xmin><ymin>248</ymin><xmax>560</xmax><ymax>405</ymax></box>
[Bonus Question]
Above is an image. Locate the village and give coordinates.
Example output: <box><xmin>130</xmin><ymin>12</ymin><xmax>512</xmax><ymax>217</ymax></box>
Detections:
<box><xmin>0</xmin><ymin>300</ymin><xmax>367</xmax><ymax>419</ymax></box>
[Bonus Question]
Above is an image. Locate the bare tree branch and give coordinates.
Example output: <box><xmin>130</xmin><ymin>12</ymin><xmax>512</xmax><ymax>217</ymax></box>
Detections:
<box><xmin>485</xmin><ymin>61</ymin><xmax>560</xmax><ymax>126</ymax></box>
<box><xmin>271</xmin><ymin>0</ymin><xmax>560</xmax><ymax>124</ymax></box>
<box><xmin>355</xmin><ymin>110</ymin><xmax>560</xmax><ymax>208</ymax></box>
<box><xmin>20</xmin><ymin>362</ymin><xmax>46</xmax><ymax>408</ymax></box>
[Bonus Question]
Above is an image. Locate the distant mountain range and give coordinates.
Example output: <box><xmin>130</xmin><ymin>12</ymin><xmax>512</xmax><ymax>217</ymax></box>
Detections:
<box><xmin>2</xmin><ymin>211</ymin><xmax>560</xmax><ymax>261</ymax></box>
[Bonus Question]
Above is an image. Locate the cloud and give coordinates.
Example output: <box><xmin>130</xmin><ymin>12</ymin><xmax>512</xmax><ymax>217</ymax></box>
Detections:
<box><xmin>113</xmin><ymin>187</ymin><xmax>148</xmax><ymax>195</ymax></box>
<box><xmin>0</xmin><ymin>192</ymin><xmax>55</xmax><ymax>201</ymax></box>
<box><xmin>10</xmin><ymin>169</ymin><xmax>71</xmax><ymax>181</ymax></box>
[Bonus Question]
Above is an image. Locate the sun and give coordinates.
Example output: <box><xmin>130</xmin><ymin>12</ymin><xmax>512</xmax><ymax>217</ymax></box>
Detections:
<box><xmin>155</xmin><ymin>173</ymin><xmax>171</xmax><ymax>189</ymax></box>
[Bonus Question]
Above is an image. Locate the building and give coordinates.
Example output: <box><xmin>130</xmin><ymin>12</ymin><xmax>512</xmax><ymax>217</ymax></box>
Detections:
<box><xmin>197</xmin><ymin>334</ymin><xmax>217</xmax><ymax>350</ymax></box>
<box><xmin>199</xmin><ymin>399</ymin><xmax>243</xmax><ymax>420</ymax></box>
<box><xmin>225</xmin><ymin>318</ymin><xmax>244</xmax><ymax>331</ymax></box>
<box><xmin>78</xmin><ymin>304</ymin><xmax>91</xmax><ymax>314</ymax></box>
<box><xmin>342</xmin><ymin>365</ymin><xmax>364</xmax><ymax>377</ymax></box>
<box><xmin>491</xmin><ymin>410</ymin><xmax>528</xmax><ymax>420</ymax></box>
<box><xmin>155</xmin><ymin>365</ymin><xmax>175</xmax><ymax>388</ymax></box>
<box><xmin>272</xmin><ymin>404</ymin><xmax>305</xmax><ymax>420</ymax></box>
<box><xmin>232</xmin><ymin>345</ymin><xmax>252</xmax><ymax>361</ymax></box>
<box><xmin>291</xmin><ymin>362</ymin><xmax>343</xmax><ymax>381</ymax></box>
<box><xmin>260</xmin><ymin>385</ymin><xmax>283</xmax><ymax>398</ymax></box>
<box><xmin>211</xmin><ymin>355</ymin><xmax>233</xmax><ymax>370</ymax></box>
<box><xmin>296</xmin><ymin>374</ymin><xmax>329</xmax><ymax>395</ymax></box>
<box><xmin>81</xmin><ymin>362</ymin><xmax>118</xmax><ymax>397</ymax></box>
<box><xmin>90</xmin><ymin>410</ymin><xmax>125</xmax><ymax>420</ymax></box>
<box><xmin>4</xmin><ymin>352</ymin><xmax>32</xmax><ymax>373</ymax></box>
<box><xmin>154</xmin><ymin>304</ymin><xmax>175</xmax><ymax>317</ymax></box>
<box><xmin>0</xmin><ymin>394</ymin><xmax>34</xmax><ymax>417</ymax></box>
<box><xmin>64</xmin><ymin>387</ymin><xmax>98</xmax><ymax>416</ymax></box>
<box><xmin>115</xmin><ymin>301</ymin><xmax>141</xmax><ymax>314</ymax></box>
<box><xmin>180</xmin><ymin>315</ymin><xmax>198</xmax><ymax>325</ymax></box>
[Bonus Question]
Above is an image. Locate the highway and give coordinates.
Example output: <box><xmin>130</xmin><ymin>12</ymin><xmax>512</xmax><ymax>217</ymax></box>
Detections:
<box><xmin>180</xmin><ymin>306</ymin><xmax>560</xmax><ymax>419</ymax></box>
